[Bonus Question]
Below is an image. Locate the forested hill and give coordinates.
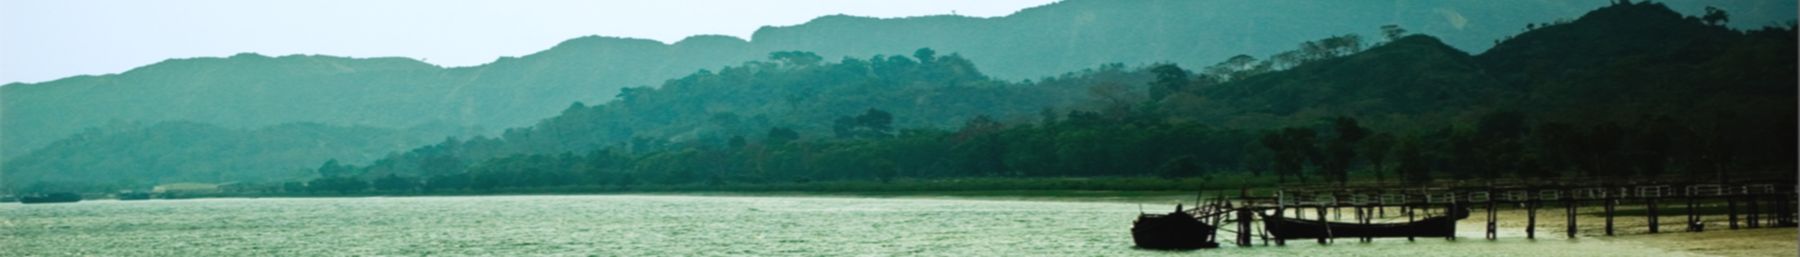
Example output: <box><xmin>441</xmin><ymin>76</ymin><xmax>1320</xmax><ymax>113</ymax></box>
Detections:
<box><xmin>318</xmin><ymin>1</ymin><xmax>1792</xmax><ymax>191</ymax></box>
<box><xmin>3</xmin><ymin>1</ymin><xmax>1793</xmax><ymax>191</ymax></box>
<box><xmin>1172</xmin><ymin>35</ymin><xmax>1513</xmax><ymax>130</ymax></box>
<box><xmin>1474</xmin><ymin>1</ymin><xmax>1797</xmax><ymax>125</ymax></box>
<box><xmin>2</xmin><ymin>121</ymin><xmax>474</xmax><ymax>192</ymax></box>
<box><xmin>5</xmin><ymin>0</ymin><xmax>1789</xmax><ymax>162</ymax></box>
<box><xmin>347</xmin><ymin>50</ymin><xmax>1119</xmax><ymax>179</ymax></box>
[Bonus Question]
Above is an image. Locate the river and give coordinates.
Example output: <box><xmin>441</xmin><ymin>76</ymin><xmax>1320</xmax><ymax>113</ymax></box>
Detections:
<box><xmin>0</xmin><ymin>195</ymin><xmax>1754</xmax><ymax>256</ymax></box>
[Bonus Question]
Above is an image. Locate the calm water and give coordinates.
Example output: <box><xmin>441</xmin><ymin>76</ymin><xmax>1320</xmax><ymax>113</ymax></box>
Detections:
<box><xmin>1</xmin><ymin>195</ymin><xmax>1709</xmax><ymax>256</ymax></box>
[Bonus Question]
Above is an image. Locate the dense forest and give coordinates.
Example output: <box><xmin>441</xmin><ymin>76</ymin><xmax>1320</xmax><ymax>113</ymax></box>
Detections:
<box><xmin>280</xmin><ymin>2</ymin><xmax>1794</xmax><ymax>194</ymax></box>
<box><xmin>3</xmin><ymin>0</ymin><xmax>1791</xmax><ymax>167</ymax></box>
<box><xmin>2</xmin><ymin>2</ymin><xmax>1793</xmax><ymax>194</ymax></box>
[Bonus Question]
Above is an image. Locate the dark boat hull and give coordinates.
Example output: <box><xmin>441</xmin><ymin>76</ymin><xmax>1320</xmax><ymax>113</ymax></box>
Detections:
<box><xmin>1263</xmin><ymin>215</ymin><xmax>1456</xmax><ymax>239</ymax></box>
<box><xmin>1131</xmin><ymin>213</ymin><xmax>1219</xmax><ymax>249</ymax></box>
<box><xmin>20</xmin><ymin>193</ymin><xmax>81</xmax><ymax>204</ymax></box>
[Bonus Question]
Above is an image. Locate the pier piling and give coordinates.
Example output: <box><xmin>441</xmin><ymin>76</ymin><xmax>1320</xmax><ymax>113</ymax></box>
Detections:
<box><xmin>1566</xmin><ymin>194</ymin><xmax>1576</xmax><ymax>238</ymax></box>
<box><xmin>1728</xmin><ymin>196</ymin><xmax>1739</xmax><ymax>229</ymax></box>
<box><xmin>1648</xmin><ymin>198</ymin><xmax>1660</xmax><ymax>233</ymax></box>
<box><xmin>1527</xmin><ymin>197</ymin><xmax>1538</xmax><ymax>239</ymax></box>
<box><xmin>1604</xmin><ymin>197</ymin><xmax>1616</xmax><ymax>236</ymax></box>
<box><xmin>1186</xmin><ymin>182</ymin><xmax>1794</xmax><ymax>249</ymax></box>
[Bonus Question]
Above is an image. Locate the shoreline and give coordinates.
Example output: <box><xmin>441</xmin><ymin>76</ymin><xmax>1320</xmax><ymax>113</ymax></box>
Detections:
<box><xmin>12</xmin><ymin>190</ymin><xmax>1795</xmax><ymax>256</ymax></box>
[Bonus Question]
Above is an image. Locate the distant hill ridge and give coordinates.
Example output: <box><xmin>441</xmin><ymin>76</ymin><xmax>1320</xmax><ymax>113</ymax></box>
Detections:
<box><xmin>2</xmin><ymin>1</ymin><xmax>1793</xmax><ymax>190</ymax></box>
<box><xmin>1</xmin><ymin>0</ymin><xmax>1791</xmax><ymax>178</ymax></box>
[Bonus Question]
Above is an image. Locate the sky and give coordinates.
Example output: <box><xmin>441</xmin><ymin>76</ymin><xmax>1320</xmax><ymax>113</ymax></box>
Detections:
<box><xmin>0</xmin><ymin>0</ymin><xmax>1058</xmax><ymax>84</ymax></box>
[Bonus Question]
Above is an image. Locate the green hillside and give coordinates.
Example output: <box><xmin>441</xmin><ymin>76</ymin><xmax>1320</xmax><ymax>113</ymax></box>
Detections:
<box><xmin>5</xmin><ymin>0</ymin><xmax>1788</xmax><ymax>162</ymax></box>
<box><xmin>2</xmin><ymin>1</ymin><xmax>1792</xmax><ymax>191</ymax></box>
<box><xmin>319</xmin><ymin>1</ymin><xmax>1794</xmax><ymax>191</ymax></box>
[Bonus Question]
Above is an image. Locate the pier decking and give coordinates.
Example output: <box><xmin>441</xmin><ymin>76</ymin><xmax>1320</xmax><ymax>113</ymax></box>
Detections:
<box><xmin>1172</xmin><ymin>182</ymin><xmax>1798</xmax><ymax>247</ymax></box>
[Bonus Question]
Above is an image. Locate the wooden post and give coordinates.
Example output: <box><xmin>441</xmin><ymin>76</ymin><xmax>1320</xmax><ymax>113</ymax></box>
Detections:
<box><xmin>1783</xmin><ymin>194</ymin><xmax>1795</xmax><ymax>226</ymax></box>
<box><xmin>1686</xmin><ymin>192</ymin><xmax>1700</xmax><ymax>232</ymax></box>
<box><xmin>1317</xmin><ymin>207</ymin><xmax>1329</xmax><ymax>244</ymax></box>
<box><xmin>1728</xmin><ymin>195</ymin><xmax>1739</xmax><ymax>229</ymax></box>
<box><xmin>1747</xmin><ymin>195</ymin><xmax>1759</xmax><ymax>228</ymax></box>
<box><xmin>1409</xmin><ymin>202</ymin><xmax>1418</xmax><ymax>241</ymax></box>
<box><xmin>1485</xmin><ymin>190</ymin><xmax>1497</xmax><ymax>240</ymax></box>
<box><xmin>1274</xmin><ymin>205</ymin><xmax>1285</xmax><ymax>246</ymax></box>
<box><xmin>1566</xmin><ymin>193</ymin><xmax>1577</xmax><ymax>238</ymax></box>
<box><xmin>1360</xmin><ymin>204</ymin><xmax>1372</xmax><ymax>242</ymax></box>
<box><xmin>1334</xmin><ymin>196</ymin><xmax>1343</xmax><ymax>221</ymax></box>
<box><xmin>1776</xmin><ymin>194</ymin><xmax>1793</xmax><ymax>226</ymax></box>
<box><xmin>1379</xmin><ymin>200</ymin><xmax>1386</xmax><ymax>217</ymax></box>
<box><xmin>1445</xmin><ymin>201</ymin><xmax>1457</xmax><ymax>241</ymax></box>
<box><xmin>1604</xmin><ymin>197</ymin><xmax>1616</xmax><ymax>236</ymax></box>
<box><xmin>1261</xmin><ymin>206</ymin><xmax>1270</xmax><ymax>246</ymax></box>
<box><xmin>1527</xmin><ymin>196</ymin><xmax>1538</xmax><ymax>239</ymax></box>
<box><xmin>1648</xmin><ymin>197</ymin><xmax>1660</xmax><ymax>233</ymax></box>
<box><xmin>1237</xmin><ymin>206</ymin><xmax>1253</xmax><ymax>246</ymax></box>
<box><xmin>1296</xmin><ymin>203</ymin><xmax>1306</xmax><ymax>220</ymax></box>
<box><xmin>1353</xmin><ymin>205</ymin><xmax>1363</xmax><ymax>242</ymax></box>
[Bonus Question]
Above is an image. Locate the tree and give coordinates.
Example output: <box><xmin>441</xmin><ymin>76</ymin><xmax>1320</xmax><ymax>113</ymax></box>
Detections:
<box><xmin>1087</xmin><ymin>82</ymin><xmax>1137</xmax><ymax>118</ymax></box>
<box><xmin>1270</xmin><ymin>51</ymin><xmax>1304</xmax><ymax>70</ymax></box>
<box><xmin>419</xmin><ymin>155</ymin><xmax>465</xmax><ymax>176</ymax></box>
<box><xmin>1580</xmin><ymin>123</ymin><xmax>1626</xmax><ymax>178</ymax></box>
<box><xmin>913</xmin><ymin>48</ymin><xmax>938</xmax><ymax>63</ymax></box>
<box><xmin>728</xmin><ymin>135</ymin><xmax>748</xmax><ymax>149</ymax></box>
<box><xmin>1156</xmin><ymin>155</ymin><xmax>1203</xmax><ymax>179</ymax></box>
<box><xmin>308</xmin><ymin>176</ymin><xmax>367</xmax><ymax>194</ymax></box>
<box><xmin>1529</xmin><ymin>122</ymin><xmax>1580</xmax><ymax>178</ymax></box>
<box><xmin>1323</xmin><ymin>117</ymin><xmax>1368</xmax><ymax>186</ymax></box>
<box><xmin>833</xmin><ymin>109</ymin><xmax>895</xmax><ymax>139</ymax></box>
<box><xmin>1396</xmin><ymin>138</ymin><xmax>1431</xmax><ymax>185</ymax></box>
<box><xmin>1381</xmin><ymin>25</ymin><xmax>1407</xmax><ymax>42</ymax></box>
<box><xmin>373</xmin><ymin>174</ymin><xmax>417</xmax><ymax>192</ymax></box>
<box><xmin>1204</xmin><ymin>54</ymin><xmax>1262</xmax><ymax>81</ymax></box>
<box><xmin>769</xmin><ymin>51</ymin><xmax>823</xmax><ymax>67</ymax></box>
<box><xmin>615</xmin><ymin>86</ymin><xmax>653</xmax><ymax>102</ymax></box>
<box><xmin>1321</xmin><ymin>34</ymin><xmax>1364</xmax><ymax>56</ymax></box>
<box><xmin>1476</xmin><ymin>111</ymin><xmax>1528</xmax><ymax>139</ymax></box>
<box><xmin>317</xmin><ymin>159</ymin><xmax>349</xmax><ymax>178</ymax></box>
<box><xmin>1702</xmin><ymin>6</ymin><xmax>1729</xmax><ymax>26</ymax></box>
<box><xmin>1360</xmin><ymin>133</ymin><xmax>1396</xmax><ymax>183</ymax></box>
<box><xmin>1629</xmin><ymin>116</ymin><xmax>1677</xmax><ymax>178</ymax></box>
<box><xmin>766</xmin><ymin>127</ymin><xmax>801</xmax><ymax>145</ymax></box>
<box><xmin>1148</xmin><ymin>64</ymin><xmax>1190</xmax><ymax>101</ymax></box>
<box><xmin>856</xmin><ymin>109</ymin><xmax>893</xmax><ymax>133</ymax></box>
<box><xmin>1262</xmin><ymin>128</ymin><xmax>1318</xmax><ymax>183</ymax></box>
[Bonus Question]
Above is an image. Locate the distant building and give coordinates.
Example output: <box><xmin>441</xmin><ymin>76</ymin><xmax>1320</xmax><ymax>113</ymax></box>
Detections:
<box><xmin>152</xmin><ymin>183</ymin><xmax>221</xmax><ymax>194</ymax></box>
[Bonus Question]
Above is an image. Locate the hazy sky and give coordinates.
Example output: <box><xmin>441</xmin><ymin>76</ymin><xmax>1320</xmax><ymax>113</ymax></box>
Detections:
<box><xmin>0</xmin><ymin>0</ymin><xmax>1057</xmax><ymax>84</ymax></box>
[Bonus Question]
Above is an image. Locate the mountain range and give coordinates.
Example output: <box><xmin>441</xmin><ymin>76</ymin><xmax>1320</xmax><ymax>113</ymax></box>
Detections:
<box><xmin>1</xmin><ymin>0</ymin><xmax>1793</xmax><ymax>189</ymax></box>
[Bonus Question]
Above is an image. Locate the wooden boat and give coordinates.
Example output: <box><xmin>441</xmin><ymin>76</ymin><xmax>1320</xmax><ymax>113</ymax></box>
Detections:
<box><xmin>20</xmin><ymin>192</ymin><xmax>82</xmax><ymax>204</ymax></box>
<box><xmin>1130</xmin><ymin>207</ymin><xmax>1219</xmax><ymax>249</ymax></box>
<box><xmin>1263</xmin><ymin>207</ymin><xmax>1469</xmax><ymax>239</ymax></box>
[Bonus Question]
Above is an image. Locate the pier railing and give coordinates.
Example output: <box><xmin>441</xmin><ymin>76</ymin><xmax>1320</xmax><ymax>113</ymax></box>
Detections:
<box><xmin>1202</xmin><ymin>182</ymin><xmax>1797</xmax><ymax>247</ymax></box>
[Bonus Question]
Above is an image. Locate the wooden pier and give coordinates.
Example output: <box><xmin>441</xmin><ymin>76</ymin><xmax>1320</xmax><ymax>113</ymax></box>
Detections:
<box><xmin>1175</xmin><ymin>182</ymin><xmax>1798</xmax><ymax>247</ymax></box>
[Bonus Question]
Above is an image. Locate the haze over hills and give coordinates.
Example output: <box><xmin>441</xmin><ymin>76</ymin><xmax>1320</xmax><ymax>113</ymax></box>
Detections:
<box><xmin>4</xmin><ymin>0</ymin><xmax>1791</xmax><ymax>163</ymax></box>
<box><xmin>1</xmin><ymin>0</ymin><xmax>1794</xmax><ymax>190</ymax></box>
<box><xmin>3</xmin><ymin>121</ymin><xmax>475</xmax><ymax>190</ymax></box>
<box><xmin>9</xmin><ymin>1</ymin><xmax>1771</xmax><ymax>191</ymax></box>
